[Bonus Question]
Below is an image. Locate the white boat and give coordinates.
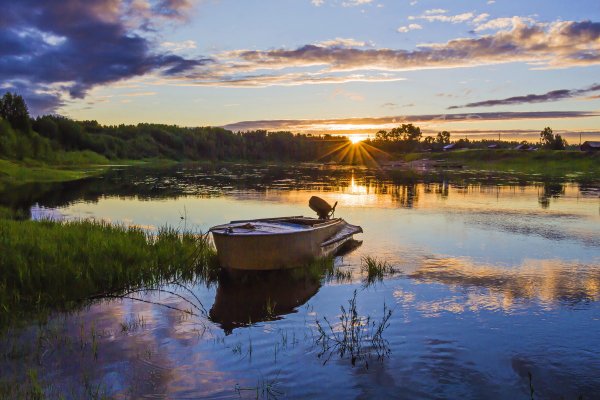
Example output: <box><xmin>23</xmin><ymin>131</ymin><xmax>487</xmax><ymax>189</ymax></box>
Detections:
<box><xmin>210</xmin><ymin>200</ymin><xmax>362</xmax><ymax>270</ymax></box>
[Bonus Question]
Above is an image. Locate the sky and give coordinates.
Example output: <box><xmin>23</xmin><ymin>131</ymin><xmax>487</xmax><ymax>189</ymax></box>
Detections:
<box><xmin>1</xmin><ymin>0</ymin><xmax>600</xmax><ymax>140</ymax></box>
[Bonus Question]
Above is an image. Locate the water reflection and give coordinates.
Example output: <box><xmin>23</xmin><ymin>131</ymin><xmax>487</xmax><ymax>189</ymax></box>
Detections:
<box><xmin>210</xmin><ymin>269</ymin><xmax>322</xmax><ymax>334</ymax></box>
<box><xmin>409</xmin><ymin>257</ymin><xmax>600</xmax><ymax>312</ymax></box>
<box><xmin>1</xmin><ymin>163</ymin><xmax>599</xmax><ymax>399</ymax></box>
<box><xmin>538</xmin><ymin>182</ymin><xmax>566</xmax><ymax>209</ymax></box>
<box><xmin>0</xmin><ymin>164</ymin><xmax>597</xmax><ymax>219</ymax></box>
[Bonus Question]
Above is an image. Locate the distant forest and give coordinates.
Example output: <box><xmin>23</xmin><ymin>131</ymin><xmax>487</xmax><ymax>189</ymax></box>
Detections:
<box><xmin>0</xmin><ymin>92</ymin><xmax>570</xmax><ymax>164</ymax></box>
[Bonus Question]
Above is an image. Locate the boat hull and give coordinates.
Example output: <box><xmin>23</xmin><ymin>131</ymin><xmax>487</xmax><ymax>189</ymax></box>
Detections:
<box><xmin>211</xmin><ymin>217</ymin><xmax>361</xmax><ymax>270</ymax></box>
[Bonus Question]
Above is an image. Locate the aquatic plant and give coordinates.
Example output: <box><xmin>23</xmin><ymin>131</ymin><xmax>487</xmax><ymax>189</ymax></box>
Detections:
<box><xmin>315</xmin><ymin>290</ymin><xmax>393</xmax><ymax>367</ymax></box>
<box><xmin>361</xmin><ymin>256</ymin><xmax>397</xmax><ymax>285</ymax></box>
<box><xmin>234</xmin><ymin>372</ymin><xmax>283</xmax><ymax>399</ymax></box>
<box><xmin>0</xmin><ymin>218</ymin><xmax>219</xmax><ymax>328</ymax></box>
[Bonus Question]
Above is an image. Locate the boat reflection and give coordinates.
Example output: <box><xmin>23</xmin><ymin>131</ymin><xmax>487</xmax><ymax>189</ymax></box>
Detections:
<box><xmin>210</xmin><ymin>268</ymin><xmax>321</xmax><ymax>334</ymax></box>
<box><xmin>210</xmin><ymin>242</ymin><xmax>362</xmax><ymax>334</ymax></box>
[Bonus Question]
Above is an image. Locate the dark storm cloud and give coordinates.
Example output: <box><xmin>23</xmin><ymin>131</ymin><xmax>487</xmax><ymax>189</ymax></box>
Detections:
<box><xmin>448</xmin><ymin>84</ymin><xmax>600</xmax><ymax>109</ymax></box>
<box><xmin>0</xmin><ymin>0</ymin><xmax>209</xmax><ymax>115</ymax></box>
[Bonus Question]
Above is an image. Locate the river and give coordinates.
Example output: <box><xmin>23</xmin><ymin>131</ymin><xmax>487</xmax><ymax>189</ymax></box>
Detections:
<box><xmin>1</xmin><ymin>163</ymin><xmax>599</xmax><ymax>399</ymax></box>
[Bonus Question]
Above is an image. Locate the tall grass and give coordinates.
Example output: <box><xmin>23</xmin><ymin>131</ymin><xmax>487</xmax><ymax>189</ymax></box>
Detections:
<box><xmin>361</xmin><ymin>256</ymin><xmax>396</xmax><ymax>285</ymax></box>
<box><xmin>0</xmin><ymin>218</ymin><xmax>218</xmax><ymax>327</ymax></box>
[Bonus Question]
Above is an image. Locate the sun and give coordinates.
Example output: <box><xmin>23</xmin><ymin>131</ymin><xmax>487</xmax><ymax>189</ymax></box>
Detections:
<box><xmin>349</xmin><ymin>135</ymin><xmax>365</xmax><ymax>144</ymax></box>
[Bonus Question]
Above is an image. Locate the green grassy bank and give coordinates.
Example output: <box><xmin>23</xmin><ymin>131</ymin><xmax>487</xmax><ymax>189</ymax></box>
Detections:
<box><xmin>0</xmin><ymin>218</ymin><xmax>218</xmax><ymax>327</ymax></box>
<box><xmin>0</xmin><ymin>158</ymin><xmax>104</xmax><ymax>185</ymax></box>
<box><xmin>406</xmin><ymin>150</ymin><xmax>600</xmax><ymax>175</ymax></box>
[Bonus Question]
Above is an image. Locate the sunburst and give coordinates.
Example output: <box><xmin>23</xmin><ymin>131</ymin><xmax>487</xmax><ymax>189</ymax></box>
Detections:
<box><xmin>316</xmin><ymin>137</ymin><xmax>390</xmax><ymax>168</ymax></box>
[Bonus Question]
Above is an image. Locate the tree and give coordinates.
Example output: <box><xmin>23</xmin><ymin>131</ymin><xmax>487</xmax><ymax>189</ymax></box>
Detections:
<box><xmin>539</xmin><ymin>127</ymin><xmax>566</xmax><ymax>150</ymax></box>
<box><xmin>375</xmin><ymin>129</ymin><xmax>390</xmax><ymax>141</ymax></box>
<box><xmin>436</xmin><ymin>131</ymin><xmax>451</xmax><ymax>144</ymax></box>
<box><xmin>403</xmin><ymin>124</ymin><xmax>422</xmax><ymax>142</ymax></box>
<box><xmin>0</xmin><ymin>92</ymin><xmax>31</xmax><ymax>132</ymax></box>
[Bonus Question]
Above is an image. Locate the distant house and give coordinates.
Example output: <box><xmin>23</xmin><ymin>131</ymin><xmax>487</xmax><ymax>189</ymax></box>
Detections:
<box><xmin>443</xmin><ymin>143</ymin><xmax>458</xmax><ymax>151</ymax></box>
<box><xmin>514</xmin><ymin>143</ymin><xmax>533</xmax><ymax>151</ymax></box>
<box><xmin>487</xmin><ymin>144</ymin><xmax>499</xmax><ymax>149</ymax></box>
<box><xmin>580</xmin><ymin>141</ymin><xmax>600</xmax><ymax>151</ymax></box>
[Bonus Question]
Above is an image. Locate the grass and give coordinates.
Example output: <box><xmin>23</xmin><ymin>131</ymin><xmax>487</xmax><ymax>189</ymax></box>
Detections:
<box><xmin>0</xmin><ymin>158</ymin><xmax>106</xmax><ymax>190</ymax></box>
<box><xmin>0</xmin><ymin>156</ymin><xmax>179</xmax><ymax>192</ymax></box>
<box><xmin>421</xmin><ymin>149</ymin><xmax>600</xmax><ymax>175</ymax></box>
<box><xmin>0</xmin><ymin>218</ymin><xmax>218</xmax><ymax>328</ymax></box>
<box><xmin>361</xmin><ymin>256</ymin><xmax>397</xmax><ymax>285</ymax></box>
<box><xmin>315</xmin><ymin>289</ymin><xmax>393</xmax><ymax>367</ymax></box>
<box><xmin>234</xmin><ymin>374</ymin><xmax>283</xmax><ymax>400</ymax></box>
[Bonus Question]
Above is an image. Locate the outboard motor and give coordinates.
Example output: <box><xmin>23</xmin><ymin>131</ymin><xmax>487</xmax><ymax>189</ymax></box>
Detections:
<box><xmin>309</xmin><ymin>196</ymin><xmax>337</xmax><ymax>219</ymax></box>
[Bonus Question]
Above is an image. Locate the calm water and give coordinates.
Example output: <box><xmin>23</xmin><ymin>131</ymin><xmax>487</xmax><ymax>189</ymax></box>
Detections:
<box><xmin>1</xmin><ymin>164</ymin><xmax>599</xmax><ymax>399</ymax></box>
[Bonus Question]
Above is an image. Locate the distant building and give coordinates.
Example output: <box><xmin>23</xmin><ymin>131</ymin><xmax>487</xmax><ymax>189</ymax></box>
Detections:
<box><xmin>443</xmin><ymin>143</ymin><xmax>458</xmax><ymax>151</ymax></box>
<box><xmin>580</xmin><ymin>141</ymin><xmax>600</xmax><ymax>151</ymax></box>
<box><xmin>487</xmin><ymin>144</ymin><xmax>499</xmax><ymax>149</ymax></box>
<box><xmin>514</xmin><ymin>143</ymin><xmax>534</xmax><ymax>151</ymax></box>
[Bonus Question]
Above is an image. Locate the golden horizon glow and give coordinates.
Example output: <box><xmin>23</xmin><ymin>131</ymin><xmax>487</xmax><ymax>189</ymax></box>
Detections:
<box><xmin>349</xmin><ymin>135</ymin><xmax>366</xmax><ymax>144</ymax></box>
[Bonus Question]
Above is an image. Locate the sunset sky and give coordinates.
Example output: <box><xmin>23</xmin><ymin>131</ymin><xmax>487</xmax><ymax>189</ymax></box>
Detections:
<box><xmin>2</xmin><ymin>0</ymin><xmax>600</xmax><ymax>140</ymax></box>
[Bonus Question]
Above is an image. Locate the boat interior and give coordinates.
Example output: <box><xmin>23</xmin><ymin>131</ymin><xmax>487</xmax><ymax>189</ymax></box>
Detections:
<box><xmin>284</xmin><ymin>217</ymin><xmax>339</xmax><ymax>226</ymax></box>
<box><xmin>229</xmin><ymin>216</ymin><xmax>338</xmax><ymax>227</ymax></box>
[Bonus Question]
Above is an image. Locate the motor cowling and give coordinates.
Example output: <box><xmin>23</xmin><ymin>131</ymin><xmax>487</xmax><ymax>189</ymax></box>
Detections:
<box><xmin>309</xmin><ymin>196</ymin><xmax>337</xmax><ymax>219</ymax></box>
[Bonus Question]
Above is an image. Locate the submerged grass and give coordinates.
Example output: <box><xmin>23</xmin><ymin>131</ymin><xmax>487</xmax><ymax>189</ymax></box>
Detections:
<box><xmin>0</xmin><ymin>218</ymin><xmax>218</xmax><ymax>328</ymax></box>
<box><xmin>315</xmin><ymin>290</ymin><xmax>393</xmax><ymax>368</ymax></box>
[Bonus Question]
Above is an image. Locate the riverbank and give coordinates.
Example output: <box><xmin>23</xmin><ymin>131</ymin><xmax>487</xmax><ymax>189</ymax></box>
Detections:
<box><xmin>0</xmin><ymin>158</ymin><xmax>106</xmax><ymax>186</ymax></box>
<box><xmin>0</xmin><ymin>156</ymin><xmax>181</xmax><ymax>192</ymax></box>
<box><xmin>0</xmin><ymin>218</ymin><xmax>218</xmax><ymax>329</ymax></box>
<box><xmin>400</xmin><ymin>149</ymin><xmax>600</xmax><ymax>175</ymax></box>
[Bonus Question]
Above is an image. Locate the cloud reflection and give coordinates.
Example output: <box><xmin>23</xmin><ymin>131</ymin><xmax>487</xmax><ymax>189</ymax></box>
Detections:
<box><xmin>409</xmin><ymin>257</ymin><xmax>600</xmax><ymax>312</ymax></box>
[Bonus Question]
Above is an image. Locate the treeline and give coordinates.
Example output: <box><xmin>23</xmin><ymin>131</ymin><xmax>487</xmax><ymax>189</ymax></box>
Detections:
<box><xmin>0</xmin><ymin>92</ymin><xmax>345</xmax><ymax>163</ymax></box>
<box><xmin>0</xmin><ymin>92</ymin><xmax>576</xmax><ymax>165</ymax></box>
<box><xmin>366</xmin><ymin>124</ymin><xmax>570</xmax><ymax>152</ymax></box>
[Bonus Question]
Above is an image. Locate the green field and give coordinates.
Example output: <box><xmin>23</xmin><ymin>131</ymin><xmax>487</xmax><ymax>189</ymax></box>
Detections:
<box><xmin>406</xmin><ymin>149</ymin><xmax>600</xmax><ymax>175</ymax></box>
<box><xmin>0</xmin><ymin>158</ymin><xmax>106</xmax><ymax>188</ymax></box>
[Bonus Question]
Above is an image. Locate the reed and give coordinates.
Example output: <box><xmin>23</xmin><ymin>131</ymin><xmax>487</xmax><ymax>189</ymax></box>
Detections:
<box><xmin>315</xmin><ymin>290</ymin><xmax>393</xmax><ymax>367</ymax></box>
<box><xmin>0</xmin><ymin>218</ymin><xmax>218</xmax><ymax>328</ymax></box>
<box><xmin>361</xmin><ymin>256</ymin><xmax>396</xmax><ymax>285</ymax></box>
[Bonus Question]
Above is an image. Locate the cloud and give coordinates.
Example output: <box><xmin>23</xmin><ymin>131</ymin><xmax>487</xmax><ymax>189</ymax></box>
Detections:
<box><xmin>314</xmin><ymin>38</ymin><xmax>369</xmax><ymax>47</ymax></box>
<box><xmin>449</xmin><ymin>83</ymin><xmax>600</xmax><ymax>109</ymax></box>
<box><xmin>475</xmin><ymin>16</ymin><xmax>537</xmax><ymax>32</ymax></box>
<box><xmin>397</xmin><ymin>24</ymin><xmax>423</xmax><ymax>33</ymax></box>
<box><xmin>0</xmin><ymin>0</ymin><xmax>208</xmax><ymax>114</ymax></box>
<box><xmin>188</xmin><ymin>19</ymin><xmax>600</xmax><ymax>89</ymax></box>
<box><xmin>222</xmin><ymin>111</ymin><xmax>600</xmax><ymax>132</ymax></box>
<box><xmin>409</xmin><ymin>11</ymin><xmax>479</xmax><ymax>24</ymax></box>
<box><xmin>424</xmin><ymin>9</ymin><xmax>447</xmax><ymax>15</ymax></box>
<box><xmin>164</xmin><ymin>71</ymin><xmax>406</xmax><ymax>87</ymax></box>
<box><xmin>341</xmin><ymin>0</ymin><xmax>373</xmax><ymax>7</ymax></box>
<box><xmin>472</xmin><ymin>13</ymin><xmax>490</xmax><ymax>24</ymax></box>
<box><xmin>160</xmin><ymin>40</ymin><xmax>197</xmax><ymax>52</ymax></box>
